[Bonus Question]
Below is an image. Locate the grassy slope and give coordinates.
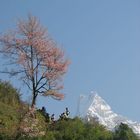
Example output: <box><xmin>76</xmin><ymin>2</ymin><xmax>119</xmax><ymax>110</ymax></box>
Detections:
<box><xmin>0</xmin><ymin>102</ymin><xmax>20</xmax><ymax>137</ymax></box>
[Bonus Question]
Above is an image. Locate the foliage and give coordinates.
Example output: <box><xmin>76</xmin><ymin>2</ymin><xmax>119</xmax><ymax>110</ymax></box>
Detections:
<box><xmin>45</xmin><ymin>117</ymin><xmax>113</xmax><ymax>140</ymax></box>
<box><xmin>0</xmin><ymin>106</ymin><xmax>140</xmax><ymax>140</ymax></box>
<box><xmin>113</xmin><ymin>123</ymin><xmax>139</xmax><ymax>140</ymax></box>
<box><xmin>0</xmin><ymin>80</ymin><xmax>27</xmax><ymax>138</ymax></box>
<box><xmin>0</xmin><ymin>15</ymin><xmax>70</xmax><ymax>107</ymax></box>
<box><xmin>19</xmin><ymin>110</ymin><xmax>46</xmax><ymax>137</ymax></box>
<box><xmin>0</xmin><ymin>102</ymin><xmax>20</xmax><ymax>138</ymax></box>
<box><xmin>0</xmin><ymin>80</ymin><xmax>21</xmax><ymax>107</ymax></box>
<box><xmin>0</xmin><ymin>80</ymin><xmax>139</xmax><ymax>140</ymax></box>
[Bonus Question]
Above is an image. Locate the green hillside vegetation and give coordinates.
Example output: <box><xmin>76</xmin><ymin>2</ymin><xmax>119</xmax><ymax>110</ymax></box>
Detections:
<box><xmin>0</xmin><ymin>81</ymin><xmax>28</xmax><ymax>139</ymax></box>
<box><xmin>0</xmin><ymin>80</ymin><xmax>139</xmax><ymax>140</ymax></box>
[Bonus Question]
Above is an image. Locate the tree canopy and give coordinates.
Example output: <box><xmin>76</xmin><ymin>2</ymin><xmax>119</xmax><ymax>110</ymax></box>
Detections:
<box><xmin>0</xmin><ymin>15</ymin><xmax>70</xmax><ymax>107</ymax></box>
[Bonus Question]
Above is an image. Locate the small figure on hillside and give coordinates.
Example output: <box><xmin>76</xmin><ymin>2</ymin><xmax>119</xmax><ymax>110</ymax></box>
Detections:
<box><xmin>41</xmin><ymin>106</ymin><xmax>50</xmax><ymax>122</ymax></box>
<box><xmin>59</xmin><ymin>112</ymin><xmax>65</xmax><ymax>120</ymax></box>
<box><xmin>51</xmin><ymin>114</ymin><xmax>55</xmax><ymax>123</ymax></box>
<box><xmin>59</xmin><ymin>107</ymin><xmax>70</xmax><ymax>120</ymax></box>
<box><xmin>46</xmin><ymin>112</ymin><xmax>50</xmax><ymax>122</ymax></box>
<box><xmin>59</xmin><ymin>113</ymin><xmax>62</xmax><ymax>120</ymax></box>
<box><xmin>65</xmin><ymin>107</ymin><xmax>70</xmax><ymax>118</ymax></box>
<box><xmin>41</xmin><ymin>106</ymin><xmax>46</xmax><ymax>114</ymax></box>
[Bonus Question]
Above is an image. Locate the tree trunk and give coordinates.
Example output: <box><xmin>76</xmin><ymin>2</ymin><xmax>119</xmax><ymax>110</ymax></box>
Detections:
<box><xmin>31</xmin><ymin>92</ymin><xmax>37</xmax><ymax>108</ymax></box>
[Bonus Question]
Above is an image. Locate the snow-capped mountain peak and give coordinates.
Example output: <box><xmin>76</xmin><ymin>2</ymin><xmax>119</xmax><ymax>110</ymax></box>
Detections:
<box><xmin>85</xmin><ymin>93</ymin><xmax>140</xmax><ymax>135</ymax></box>
<box><xmin>90</xmin><ymin>93</ymin><xmax>111</xmax><ymax>111</ymax></box>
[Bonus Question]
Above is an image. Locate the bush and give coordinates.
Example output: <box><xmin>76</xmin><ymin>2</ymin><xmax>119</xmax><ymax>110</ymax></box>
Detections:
<box><xmin>0</xmin><ymin>80</ymin><xmax>21</xmax><ymax>107</ymax></box>
<box><xmin>46</xmin><ymin>117</ymin><xmax>113</xmax><ymax>140</ymax></box>
<box><xmin>0</xmin><ymin>80</ymin><xmax>26</xmax><ymax>138</ymax></box>
<box><xmin>114</xmin><ymin>123</ymin><xmax>139</xmax><ymax>140</ymax></box>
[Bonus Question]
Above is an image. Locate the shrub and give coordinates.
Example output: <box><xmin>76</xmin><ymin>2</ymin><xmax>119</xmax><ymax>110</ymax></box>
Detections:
<box><xmin>114</xmin><ymin>123</ymin><xmax>139</xmax><ymax>140</ymax></box>
<box><xmin>0</xmin><ymin>80</ymin><xmax>21</xmax><ymax>107</ymax></box>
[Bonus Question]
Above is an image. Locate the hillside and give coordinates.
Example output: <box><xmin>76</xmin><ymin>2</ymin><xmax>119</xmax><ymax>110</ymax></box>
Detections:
<box><xmin>0</xmin><ymin>80</ymin><xmax>139</xmax><ymax>140</ymax></box>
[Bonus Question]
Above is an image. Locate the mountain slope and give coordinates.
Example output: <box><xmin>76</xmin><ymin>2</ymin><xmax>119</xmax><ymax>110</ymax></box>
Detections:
<box><xmin>85</xmin><ymin>93</ymin><xmax>140</xmax><ymax>135</ymax></box>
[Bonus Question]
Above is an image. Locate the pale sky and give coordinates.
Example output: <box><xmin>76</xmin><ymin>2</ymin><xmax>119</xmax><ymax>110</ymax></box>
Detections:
<box><xmin>0</xmin><ymin>0</ymin><xmax>140</xmax><ymax>121</ymax></box>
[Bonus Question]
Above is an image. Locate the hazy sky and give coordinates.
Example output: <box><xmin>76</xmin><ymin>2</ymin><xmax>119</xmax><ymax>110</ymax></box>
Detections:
<box><xmin>0</xmin><ymin>0</ymin><xmax>140</xmax><ymax>121</ymax></box>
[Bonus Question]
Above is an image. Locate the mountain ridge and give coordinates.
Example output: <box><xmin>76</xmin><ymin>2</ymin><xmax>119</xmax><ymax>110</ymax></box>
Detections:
<box><xmin>84</xmin><ymin>93</ymin><xmax>140</xmax><ymax>135</ymax></box>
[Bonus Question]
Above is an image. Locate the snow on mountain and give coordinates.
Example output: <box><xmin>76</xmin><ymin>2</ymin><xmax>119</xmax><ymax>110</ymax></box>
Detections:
<box><xmin>84</xmin><ymin>93</ymin><xmax>140</xmax><ymax>135</ymax></box>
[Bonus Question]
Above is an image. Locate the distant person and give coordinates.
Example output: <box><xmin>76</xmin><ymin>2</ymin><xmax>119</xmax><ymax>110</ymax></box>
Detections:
<box><xmin>59</xmin><ymin>108</ymin><xmax>70</xmax><ymax>120</ymax></box>
<box><xmin>65</xmin><ymin>107</ymin><xmax>70</xmax><ymax>118</ymax></box>
<box><xmin>51</xmin><ymin>114</ymin><xmax>55</xmax><ymax>123</ymax></box>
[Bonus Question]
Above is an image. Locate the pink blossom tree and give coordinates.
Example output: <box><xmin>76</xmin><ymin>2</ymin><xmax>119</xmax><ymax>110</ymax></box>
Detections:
<box><xmin>0</xmin><ymin>15</ymin><xmax>70</xmax><ymax>107</ymax></box>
